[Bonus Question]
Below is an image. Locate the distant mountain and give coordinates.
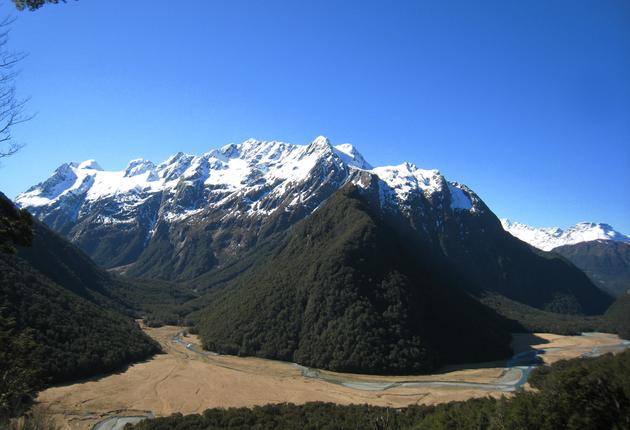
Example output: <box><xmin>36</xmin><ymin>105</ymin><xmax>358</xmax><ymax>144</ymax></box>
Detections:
<box><xmin>16</xmin><ymin>137</ymin><xmax>612</xmax><ymax>316</ymax></box>
<box><xmin>553</xmin><ymin>241</ymin><xmax>630</xmax><ymax>298</ymax></box>
<box><xmin>501</xmin><ymin>219</ymin><xmax>630</xmax><ymax>251</ymax></box>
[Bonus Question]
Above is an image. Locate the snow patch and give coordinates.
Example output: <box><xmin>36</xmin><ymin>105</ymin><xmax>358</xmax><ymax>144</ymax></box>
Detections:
<box><xmin>371</xmin><ymin>162</ymin><xmax>443</xmax><ymax>200</ymax></box>
<box><xmin>448</xmin><ymin>183</ymin><xmax>473</xmax><ymax>210</ymax></box>
<box><xmin>333</xmin><ymin>144</ymin><xmax>372</xmax><ymax>170</ymax></box>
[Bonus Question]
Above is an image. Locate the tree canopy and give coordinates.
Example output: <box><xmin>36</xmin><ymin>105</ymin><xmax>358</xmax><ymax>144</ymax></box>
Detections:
<box><xmin>13</xmin><ymin>0</ymin><xmax>66</xmax><ymax>11</ymax></box>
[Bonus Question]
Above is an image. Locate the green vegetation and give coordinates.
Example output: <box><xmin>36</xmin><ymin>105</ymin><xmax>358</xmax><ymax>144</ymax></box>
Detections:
<box><xmin>116</xmin><ymin>278</ymin><xmax>196</xmax><ymax>327</ymax></box>
<box><xmin>199</xmin><ymin>185</ymin><xmax>513</xmax><ymax>374</ymax></box>
<box><xmin>18</xmin><ymin>220</ymin><xmax>132</xmax><ymax>313</ymax></box>
<box><xmin>605</xmin><ymin>293</ymin><xmax>630</xmax><ymax>340</ymax></box>
<box><xmin>0</xmin><ymin>195</ymin><xmax>32</xmax><ymax>254</ymax></box>
<box><xmin>0</xmin><ymin>253</ymin><xmax>159</xmax><ymax>384</ymax></box>
<box><xmin>480</xmin><ymin>293</ymin><xmax>603</xmax><ymax>335</ymax></box>
<box><xmin>437</xmin><ymin>210</ymin><xmax>613</xmax><ymax>315</ymax></box>
<box><xmin>0</xmin><ymin>313</ymin><xmax>39</xmax><ymax>421</ymax></box>
<box><xmin>0</xmin><ymin>193</ymin><xmax>159</xmax><ymax>422</ymax></box>
<box><xmin>7</xmin><ymin>406</ymin><xmax>60</xmax><ymax>430</ymax></box>
<box><xmin>132</xmin><ymin>349</ymin><xmax>630</xmax><ymax>430</ymax></box>
<box><xmin>131</xmin><ymin>403</ymin><xmax>433</xmax><ymax>430</ymax></box>
<box><xmin>13</xmin><ymin>0</ymin><xmax>67</xmax><ymax>11</ymax></box>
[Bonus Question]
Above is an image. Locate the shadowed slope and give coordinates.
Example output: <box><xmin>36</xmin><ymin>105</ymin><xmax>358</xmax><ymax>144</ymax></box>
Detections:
<box><xmin>199</xmin><ymin>185</ymin><xmax>513</xmax><ymax>374</ymax></box>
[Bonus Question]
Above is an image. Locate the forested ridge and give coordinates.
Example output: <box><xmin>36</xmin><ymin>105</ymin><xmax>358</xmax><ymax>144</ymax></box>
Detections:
<box><xmin>198</xmin><ymin>185</ymin><xmax>513</xmax><ymax>374</ymax></box>
<box><xmin>0</xmin><ymin>254</ymin><xmax>159</xmax><ymax>383</ymax></box>
<box><xmin>0</xmin><ymin>193</ymin><xmax>159</xmax><ymax>421</ymax></box>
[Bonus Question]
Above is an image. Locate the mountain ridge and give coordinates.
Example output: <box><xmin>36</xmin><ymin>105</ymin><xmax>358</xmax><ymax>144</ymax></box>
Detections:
<box><xmin>15</xmin><ymin>136</ymin><xmax>477</xmax><ymax>279</ymax></box>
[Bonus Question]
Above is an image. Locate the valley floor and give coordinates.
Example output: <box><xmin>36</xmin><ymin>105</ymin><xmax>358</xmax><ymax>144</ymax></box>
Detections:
<box><xmin>37</xmin><ymin>324</ymin><xmax>628</xmax><ymax>430</ymax></box>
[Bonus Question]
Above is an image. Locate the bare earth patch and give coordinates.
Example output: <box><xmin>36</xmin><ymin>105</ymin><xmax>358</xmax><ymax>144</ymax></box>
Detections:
<box><xmin>37</xmin><ymin>325</ymin><xmax>626</xmax><ymax>430</ymax></box>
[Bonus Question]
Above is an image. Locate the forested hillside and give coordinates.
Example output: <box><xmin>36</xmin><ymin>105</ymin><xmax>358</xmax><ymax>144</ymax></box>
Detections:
<box><xmin>435</xmin><ymin>207</ymin><xmax>614</xmax><ymax>315</ymax></box>
<box><xmin>605</xmin><ymin>292</ymin><xmax>630</xmax><ymax>339</ymax></box>
<box><xmin>18</xmin><ymin>219</ymin><xmax>132</xmax><ymax>312</ymax></box>
<box><xmin>199</xmin><ymin>185</ymin><xmax>513</xmax><ymax>374</ymax></box>
<box><xmin>0</xmin><ymin>193</ymin><xmax>159</xmax><ymax>420</ymax></box>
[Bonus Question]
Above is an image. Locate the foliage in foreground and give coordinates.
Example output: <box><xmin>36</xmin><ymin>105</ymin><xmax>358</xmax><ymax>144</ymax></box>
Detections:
<box><xmin>131</xmin><ymin>349</ymin><xmax>630</xmax><ymax>430</ymax></box>
<box><xmin>13</xmin><ymin>0</ymin><xmax>66</xmax><ymax>11</ymax></box>
<box><xmin>6</xmin><ymin>406</ymin><xmax>60</xmax><ymax>430</ymax></box>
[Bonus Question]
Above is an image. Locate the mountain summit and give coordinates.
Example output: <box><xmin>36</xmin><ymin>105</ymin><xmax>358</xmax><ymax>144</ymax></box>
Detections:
<box><xmin>16</xmin><ymin>137</ymin><xmax>475</xmax><ymax>277</ymax></box>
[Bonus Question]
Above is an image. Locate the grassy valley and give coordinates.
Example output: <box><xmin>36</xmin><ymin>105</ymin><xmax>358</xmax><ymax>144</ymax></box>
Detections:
<box><xmin>132</xmin><ymin>347</ymin><xmax>630</xmax><ymax>430</ymax></box>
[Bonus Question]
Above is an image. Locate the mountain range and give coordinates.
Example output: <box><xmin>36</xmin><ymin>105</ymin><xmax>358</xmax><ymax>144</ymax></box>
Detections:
<box><xmin>16</xmin><ymin>137</ymin><xmax>454</xmax><ymax>280</ymax></box>
<box><xmin>12</xmin><ymin>136</ymin><xmax>620</xmax><ymax>373</ymax></box>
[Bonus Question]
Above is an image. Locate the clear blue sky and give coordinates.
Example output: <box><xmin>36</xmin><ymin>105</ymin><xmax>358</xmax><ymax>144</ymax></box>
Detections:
<box><xmin>1</xmin><ymin>0</ymin><xmax>629</xmax><ymax>233</ymax></box>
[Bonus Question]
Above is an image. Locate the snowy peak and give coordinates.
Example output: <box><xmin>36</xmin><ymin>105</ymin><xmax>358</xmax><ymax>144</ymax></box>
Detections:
<box><xmin>15</xmin><ymin>136</ymin><xmax>478</xmax><ymax>220</ymax></box>
<box><xmin>77</xmin><ymin>159</ymin><xmax>103</xmax><ymax>171</ymax></box>
<box><xmin>371</xmin><ymin>162</ymin><xmax>444</xmax><ymax>199</ymax></box>
<box><xmin>124</xmin><ymin>159</ymin><xmax>157</xmax><ymax>178</ymax></box>
<box><xmin>333</xmin><ymin>143</ymin><xmax>372</xmax><ymax>170</ymax></box>
<box><xmin>448</xmin><ymin>182</ymin><xmax>474</xmax><ymax>211</ymax></box>
<box><xmin>501</xmin><ymin>219</ymin><xmax>630</xmax><ymax>251</ymax></box>
<box><xmin>14</xmin><ymin>136</ymin><xmax>492</xmax><ymax>277</ymax></box>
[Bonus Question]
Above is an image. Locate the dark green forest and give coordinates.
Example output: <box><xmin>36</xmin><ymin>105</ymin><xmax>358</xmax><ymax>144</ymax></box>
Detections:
<box><xmin>606</xmin><ymin>292</ymin><xmax>630</xmax><ymax>340</ymax></box>
<box><xmin>479</xmin><ymin>293</ymin><xmax>604</xmax><ymax>335</ymax></box>
<box><xmin>0</xmin><ymin>254</ymin><xmax>159</xmax><ymax>383</ymax></box>
<box><xmin>0</xmin><ymin>194</ymin><xmax>159</xmax><ymax>421</ymax></box>
<box><xmin>131</xmin><ymin>348</ymin><xmax>630</xmax><ymax>430</ymax></box>
<box><xmin>198</xmin><ymin>186</ymin><xmax>513</xmax><ymax>374</ymax></box>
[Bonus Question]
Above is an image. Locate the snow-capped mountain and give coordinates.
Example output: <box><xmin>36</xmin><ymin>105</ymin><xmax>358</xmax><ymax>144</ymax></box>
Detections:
<box><xmin>15</xmin><ymin>136</ymin><xmax>614</xmax><ymax>315</ymax></box>
<box><xmin>17</xmin><ymin>137</ymin><xmax>467</xmax><ymax>218</ymax></box>
<box><xmin>16</xmin><ymin>136</ymin><xmax>478</xmax><ymax>279</ymax></box>
<box><xmin>501</xmin><ymin>219</ymin><xmax>630</xmax><ymax>251</ymax></box>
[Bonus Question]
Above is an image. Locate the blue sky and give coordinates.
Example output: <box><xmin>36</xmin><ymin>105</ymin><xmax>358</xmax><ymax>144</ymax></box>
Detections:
<box><xmin>1</xmin><ymin>0</ymin><xmax>629</xmax><ymax>233</ymax></box>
